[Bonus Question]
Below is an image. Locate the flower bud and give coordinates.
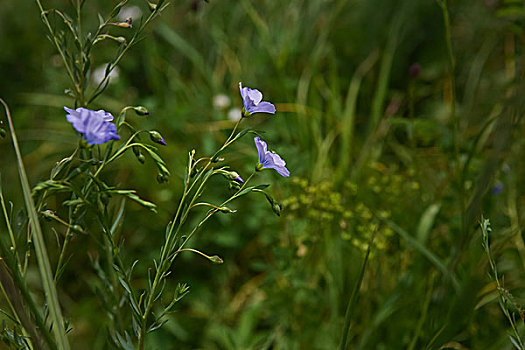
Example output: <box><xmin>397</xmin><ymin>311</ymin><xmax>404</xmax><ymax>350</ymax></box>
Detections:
<box><xmin>71</xmin><ymin>225</ymin><xmax>84</xmax><ymax>234</ymax></box>
<box><xmin>228</xmin><ymin>171</ymin><xmax>244</xmax><ymax>183</ymax></box>
<box><xmin>149</xmin><ymin>131</ymin><xmax>167</xmax><ymax>146</ymax></box>
<box><xmin>157</xmin><ymin>173</ymin><xmax>169</xmax><ymax>184</ymax></box>
<box><xmin>0</xmin><ymin>128</ymin><xmax>6</xmax><ymax>139</ymax></box>
<box><xmin>208</xmin><ymin>255</ymin><xmax>224</xmax><ymax>264</ymax></box>
<box><xmin>148</xmin><ymin>2</ymin><xmax>157</xmax><ymax>11</ymax></box>
<box><xmin>272</xmin><ymin>202</ymin><xmax>282</xmax><ymax>216</ymax></box>
<box><xmin>111</xmin><ymin>18</ymin><xmax>132</xmax><ymax>28</ymax></box>
<box><xmin>133</xmin><ymin>106</ymin><xmax>149</xmax><ymax>116</ymax></box>
<box><xmin>219</xmin><ymin>206</ymin><xmax>237</xmax><ymax>214</ymax></box>
<box><xmin>137</xmin><ymin>154</ymin><xmax>146</xmax><ymax>164</ymax></box>
<box><xmin>41</xmin><ymin>210</ymin><xmax>54</xmax><ymax>221</ymax></box>
<box><xmin>264</xmin><ymin>192</ymin><xmax>282</xmax><ymax>217</ymax></box>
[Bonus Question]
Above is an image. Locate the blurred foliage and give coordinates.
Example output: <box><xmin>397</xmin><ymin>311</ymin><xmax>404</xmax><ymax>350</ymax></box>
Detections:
<box><xmin>2</xmin><ymin>0</ymin><xmax>525</xmax><ymax>349</ymax></box>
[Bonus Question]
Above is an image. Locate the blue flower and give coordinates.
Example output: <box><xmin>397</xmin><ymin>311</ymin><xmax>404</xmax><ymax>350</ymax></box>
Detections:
<box><xmin>64</xmin><ymin>107</ymin><xmax>120</xmax><ymax>145</ymax></box>
<box><xmin>239</xmin><ymin>82</ymin><xmax>276</xmax><ymax>117</ymax></box>
<box><xmin>491</xmin><ymin>181</ymin><xmax>503</xmax><ymax>195</ymax></box>
<box><xmin>254</xmin><ymin>137</ymin><xmax>289</xmax><ymax>177</ymax></box>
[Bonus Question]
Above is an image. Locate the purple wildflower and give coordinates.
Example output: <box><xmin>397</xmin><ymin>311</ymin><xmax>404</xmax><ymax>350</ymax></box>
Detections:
<box><xmin>239</xmin><ymin>82</ymin><xmax>276</xmax><ymax>117</ymax></box>
<box><xmin>254</xmin><ymin>137</ymin><xmax>290</xmax><ymax>177</ymax></box>
<box><xmin>491</xmin><ymin>181</ymin><xmax>503</xmax><ymax>195</ymax></box>
<box><xmin>64</xmin><ymin>107</ymin><xmax>120</xmax><ymax>145</ymax></box>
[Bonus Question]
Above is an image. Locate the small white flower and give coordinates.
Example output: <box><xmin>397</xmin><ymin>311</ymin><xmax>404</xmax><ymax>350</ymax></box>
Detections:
<box><xmin>213</xmin><ymin>94</ymin><xmax>231</xmax><ymax>110</ymax></box>
<box><xmin>118</xmin><ymin>5</ymin><xmax>142</xmax><ymax>21</ymax></box>
<box><xmin>91</xmin><ymin>64</ymin><xmax>120</xmax><ymax>86</ymax></box>
<box><xmin>227</xmin><ymin>108</ymin><xmax>242</xmax><ymax>122</ymax></box>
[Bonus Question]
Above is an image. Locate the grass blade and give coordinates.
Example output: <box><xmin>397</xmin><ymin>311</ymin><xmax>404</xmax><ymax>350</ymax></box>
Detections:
<box><xmin>1</xmin><ymin>99</ymin><xmax>70</xmax><ymax>350</ymax></box>
<box><xmin>339</xmin><ymin>230</ymin><xmax>375</xmax><ymax>350</ymax></box>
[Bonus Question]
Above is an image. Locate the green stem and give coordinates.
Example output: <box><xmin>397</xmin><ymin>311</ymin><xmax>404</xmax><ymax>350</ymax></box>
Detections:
<box><xmin>87</xmin><ymin>3</ymin><xmax>167</xmax><ymax>104</ymax></box>
<box><xmin>54</xmin><ymin>226</ymin><xmax>72</xmax><ymax>282</ymax></box>
<box><xmin>439</xmin><ymin>0</ymin><xmax>464</xmax><ymax>234</ymax></box>
<box><xmin>339</xmin><ymin>229</ymin><xmax>375</xmax><ymax>350</ymax></box>
<box><xmin>139</xmin><ymin>119</ymin><xmax>245</xmax><ymax>347</ymax></box>
<box><xmin>0</xmin><ymin>180</ymin><xmax>18</xmax><ymax>256</ymax></box>
<box><xmin>34</xmin><ymin>0</ymin><xmax>80</xmax><ymax>100</ymax></box>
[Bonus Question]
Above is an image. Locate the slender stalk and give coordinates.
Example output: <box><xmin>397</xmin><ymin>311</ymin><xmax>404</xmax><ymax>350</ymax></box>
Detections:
<box><xmin>338</xmin><ymin>229</ymin><xmax>375</xmax><ymax>350</ymax></box>
<box><xmin>76</xmin><ymin>0</ymin><xmax>86</xmax><ymax>106</ymax></box>
<box><xmin>438</xmin><ymin>0</ymin><xmax>464</xmax><ymax>235</ymax></box>
<box><xmin>0</xmin><ymin>179</ymin><xmax>18</xmax><ymax>254</ymax></box>
<box><xmin>1</xmin><ymin>99</ymin><xmax>70</xmax><ymax>350</ymax></box>
<box><xmin>54</xmin><ymin>225</ymin><xmax>72</xmax><ymax>282</ymax></box>
<box><xmin>87</xmin><ymin>3</ymin><xmax>167</xmax><ymax>104</ymax></box>
<box><xmin>138</xmin><ymin>119</ymin><xmax>245</xmax><ymax>348</ymax></box>
<box><xmin>34</xmin><ymin>0</ymin><xmax>80</xmax><ymax>100</ymax></box>
<box><xmin>178</xmin><ymin>173</ymin><xmax>255</xmax><ymax>250</ymax></box>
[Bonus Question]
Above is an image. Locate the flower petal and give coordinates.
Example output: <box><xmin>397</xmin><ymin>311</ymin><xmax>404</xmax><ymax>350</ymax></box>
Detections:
<box><xmin>65</xmin><ymin>106</ymin><xmax>120</xmax><ymax>144</ymax></box>
<box><xmin>254</xmin><ymin>137</ymin><xmax>267</xmax><ymax>164</ymax></box>
<box><xmin>274</xmin><ymin>164</ymin><xmax>290</xmax><ymax>177</ymax></box>
<box><xmin>251</xmin><ymin>102</ymin><xmax>275</xmax><ymax>114</ymax></box>
<box><xmin>246</xmin><ymin>88</ymin><xmax>263</xmax><ymax>105</ymax></box>
<box><xmin>260</xmin><ymin>147</ymin><xmax>290</xmax><ymax>177</ymax></box>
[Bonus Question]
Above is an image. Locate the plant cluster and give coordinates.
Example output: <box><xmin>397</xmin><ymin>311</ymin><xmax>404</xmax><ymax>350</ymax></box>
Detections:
<box><xmin>0</xmin><ymin>1</ymin><xmax>289</xmax><ymax>349</ymax></box>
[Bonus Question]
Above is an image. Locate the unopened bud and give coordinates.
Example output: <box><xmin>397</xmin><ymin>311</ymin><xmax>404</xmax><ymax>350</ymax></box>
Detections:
<box><xmin>41</xmin><ymin>210</ymin><xmax>54</xmax><ymax>221</ymax></box>
<box><xmin>219</xmin><ymin>206</ymin><xmax>237</xmax><ymax>214</ymax></box>
<box><xmin>0</xmin><ymin>128</ymin><xmax>6</xmax><ymax>139</ymax></box>
<box><xmin>228</xmin><ymin>171</ymin><xmax>243</xmax><ymax>183</ymax></box>
<box><xmin>272</xmin><ymin>202</ymin><xmax>282</xmax><ymax>217</ymax></box>
<box><xmin>111</xmin><ymin>18</ymin><xmax>132</xmax><ymax>28</ymax></box>
<box><xmin>157</xmin><ymin>173</ymin><xmax>169</xmax><ymax>184</ymax></box>
<box><xmin>148</xmin><ymin>2</ymin><xmax>157</xmax><ymax>11</ymax></box>
<box><xmin>133</xmin><ymin>106</ymin><xmax>149</xmax><ymax>116</ymax></box>
<box><xmin>149</xmin><ymin>131</ymin><xmax>167</xmax><ymax>146</ymax></box>
<box><xmin>71</xmin><ymin>225</ymin><xmax>84</xmax><ymax>234</ymax></box>
<box><xmin>116</xmin><ymin>36</ymin><xmax>126</xmax><ymax>44</ymax></box>
<box><xmin>211</xmin><ymin>156</ymin><xmax>224</xmax><ymax>163</ymax></box>
<box><xmin>264</xmin><ymin>192</ymin><xmax>282</xmax><ymax>217</ymax></box>
<box><xmin>208</xmin><ymin>255</ymin><xmax>224</xmax><ymax>264</ymax></box>
<box><xmin>137</xmin><ymin>154</ymin><xmax>146</xmax><ymax>164</ymax></box>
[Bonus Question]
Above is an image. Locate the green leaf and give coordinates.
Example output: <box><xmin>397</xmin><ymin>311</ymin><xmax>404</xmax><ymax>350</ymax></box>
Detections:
<box><xmin>108</xmin><ymin>189</ymin><xmax>157</xmax><ymax>212</ymax></box>
<box><xmin>237</xmin><ymin>184</ymin><xmax>270</xmax><ymax>197</ymax></box>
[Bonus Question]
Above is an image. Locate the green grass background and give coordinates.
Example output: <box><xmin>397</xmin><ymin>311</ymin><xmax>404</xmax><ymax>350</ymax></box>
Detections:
<box><xmin>1</xmin><ymin>0</ymin><xmax>525</xmax><ymax>348</ymax></box>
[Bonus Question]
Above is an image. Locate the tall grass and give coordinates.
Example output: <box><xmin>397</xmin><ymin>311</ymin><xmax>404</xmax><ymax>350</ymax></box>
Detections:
<box><xmin>0</xmin><ymin>0</ymin><xmax>525</xmax><ymax>348</ymax></box>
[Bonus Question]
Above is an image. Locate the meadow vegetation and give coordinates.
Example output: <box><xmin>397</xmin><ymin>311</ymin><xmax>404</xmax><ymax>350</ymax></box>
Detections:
<box><xmin>1</xmin><ymin>0</ymin><xmax>525</xmax><ymax>349</ymax></box>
